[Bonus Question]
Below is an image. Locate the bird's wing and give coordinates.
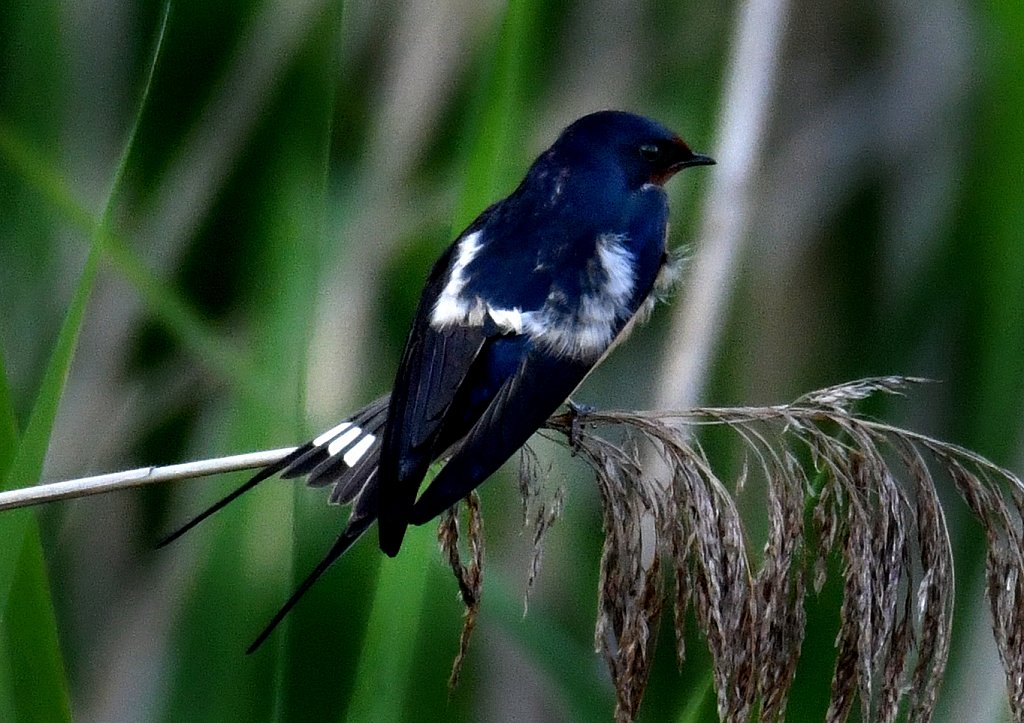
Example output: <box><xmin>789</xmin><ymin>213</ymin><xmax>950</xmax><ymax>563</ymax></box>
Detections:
<box><xmin>408</xmin><ymin>188</ymin><xmax>674</xmax><ymax>525</ymax></box>
<box><xmin>409</xmin><ymin>349</ymin><xmax>591</xmax><ymax>525</ymax></box>
<box><xmin>377</xmin><ymin>318</ymin><xmax>497</xmax><ymax>554</ymax></box>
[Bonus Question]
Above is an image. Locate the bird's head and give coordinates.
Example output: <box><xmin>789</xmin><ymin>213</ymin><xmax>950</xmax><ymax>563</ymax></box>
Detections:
<box><xmin>549</xmin><ymin>110</ymin><xmax>714</xmax><ymax>190</ymax></box>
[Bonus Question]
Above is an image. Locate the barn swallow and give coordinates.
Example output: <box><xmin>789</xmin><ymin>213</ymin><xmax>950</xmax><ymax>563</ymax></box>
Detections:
<box><xmin>159</xmin><ymin>110</ymin><xmax>714</xmax><ymax>652</ymax></box>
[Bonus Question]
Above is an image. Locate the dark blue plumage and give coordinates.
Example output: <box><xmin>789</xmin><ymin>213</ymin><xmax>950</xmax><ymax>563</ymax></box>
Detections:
<box><xmin>159</xmin><ymin>110</ymin><xmax>713</xmax><ymax>652</ymax></box>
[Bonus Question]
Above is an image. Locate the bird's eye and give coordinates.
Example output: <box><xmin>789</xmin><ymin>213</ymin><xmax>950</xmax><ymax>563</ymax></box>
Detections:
<box><xmin>639</xmin><ymin>143</ymin><xmax>662</xmax><ymax>162</ymax></box>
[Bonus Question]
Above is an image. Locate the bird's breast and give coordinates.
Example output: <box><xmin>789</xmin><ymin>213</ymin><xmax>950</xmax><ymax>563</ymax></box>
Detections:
<box><xmin>518</xmin><ymin>232</ymin><xmax>639</xmax><ymax>361</ymax></box>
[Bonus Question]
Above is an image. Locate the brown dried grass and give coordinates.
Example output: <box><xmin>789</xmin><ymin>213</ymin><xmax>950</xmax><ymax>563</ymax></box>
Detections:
<box><xmin>437</xmin><ymin>377</ymin><xmax>1024</xmax><ymax>722</ymax></box>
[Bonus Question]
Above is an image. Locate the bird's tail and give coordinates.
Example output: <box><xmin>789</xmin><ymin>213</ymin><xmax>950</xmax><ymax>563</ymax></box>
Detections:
<box><xmin>246</xmin><ymin>499</ymin><xmax>376</xmax><ymax>653</ymax></box>
<box><xmin>158</xmin><ymin>394</ymin><xmax>391</xmax><ymax>651</ymax></box>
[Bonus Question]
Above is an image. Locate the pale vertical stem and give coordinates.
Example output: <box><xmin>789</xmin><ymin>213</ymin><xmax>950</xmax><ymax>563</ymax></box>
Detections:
<box><xmin>655</xmin><ymin>0</ymin><xmax>792</xmax><ymax>411</ymax></box>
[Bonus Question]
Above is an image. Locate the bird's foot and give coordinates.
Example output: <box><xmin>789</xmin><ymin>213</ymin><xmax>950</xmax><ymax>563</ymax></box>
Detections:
<box><xmin>566</xmin><ymin>399</ymin><xmax>595</xmax><ymax>454</ymax></box>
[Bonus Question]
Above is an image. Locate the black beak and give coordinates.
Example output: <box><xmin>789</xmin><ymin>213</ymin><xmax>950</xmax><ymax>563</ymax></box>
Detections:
<box><xmin>678</xmin><ymin>152</ymin><xmax>715</xmax><ymax>169</ymax></box>
<box><xmin>653</xmin><ymin>143</ymin><xmax>715</xmax><ymax>185</ymax></box>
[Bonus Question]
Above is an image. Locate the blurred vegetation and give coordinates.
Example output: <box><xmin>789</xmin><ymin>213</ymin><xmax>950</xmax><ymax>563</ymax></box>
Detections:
<box><xmin>0</xmin><ymin>0</ymin><xmax>1021</xmax><ymax>720</ymax></box>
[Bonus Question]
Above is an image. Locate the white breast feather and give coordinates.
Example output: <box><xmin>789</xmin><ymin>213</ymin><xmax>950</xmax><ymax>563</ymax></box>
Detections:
<box><xmin>596</xmin><ymin>234</ymin><xmax>636</xmax><ymax>306</ymax></box>
<box><xmin>527</xmin><ymin>233</ymin><xmax>637</xmax><ymax>360</ymax></box>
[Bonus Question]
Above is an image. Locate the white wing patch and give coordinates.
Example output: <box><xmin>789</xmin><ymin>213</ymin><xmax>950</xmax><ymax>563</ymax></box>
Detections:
<box><xmin>431</xmin><ymin>230</ymin><xmax>483</xmax><ymax>326</ymax></box>
<box><xmin>431</xmin><ymin>229</ymin><xmax>531</xmax><ymax>334</ymax></box>
<box><xmin>429</xmin><ymin>231</ymin><xmax>640</xmax><ymax>361</ymax></box>
<box><xmin>482</xmin><ymin>305</ymin><xmax>524</xmax><ymax>333</ymax></box>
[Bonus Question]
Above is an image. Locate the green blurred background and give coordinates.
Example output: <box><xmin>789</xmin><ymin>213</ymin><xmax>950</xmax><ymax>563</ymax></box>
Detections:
<box><xmin>0</xmin><ymin>0</ymin><xmax>1021</xmax><ymax>720</ymax></box>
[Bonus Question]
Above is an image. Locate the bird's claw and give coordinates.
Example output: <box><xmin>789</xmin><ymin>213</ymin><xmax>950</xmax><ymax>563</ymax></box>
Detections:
<box><xmin>567</xmin><ymin>399</ymin><xmax>596</xmax><ymax>416</ymax></box>
<box><xmin>566</xmin><ymin>399</ymin><xmax>594</xmax><ymax>453</ymax></box>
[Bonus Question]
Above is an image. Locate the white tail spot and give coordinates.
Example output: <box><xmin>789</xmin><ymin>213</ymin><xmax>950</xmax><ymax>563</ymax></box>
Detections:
<box><xmin>343</xmin><ymin>434</ymin><xmax>376</xmax><ymax>467</ymax></box>
<box><xmin>313</xmin><ymin>421</ymin><xmax>351</xmax><ymax>447</ymax></box>
<box><xmin>327</xmin><ymin>427</ymin><xmax>362</xmax><ymax>457</ymax></box>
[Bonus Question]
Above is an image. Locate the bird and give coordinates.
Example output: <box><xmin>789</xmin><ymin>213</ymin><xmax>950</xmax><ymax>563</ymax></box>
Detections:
<box><xmin>158</xmin><ymin>110</ymin><xmax>714</xmax><ymax>653</ymax></box>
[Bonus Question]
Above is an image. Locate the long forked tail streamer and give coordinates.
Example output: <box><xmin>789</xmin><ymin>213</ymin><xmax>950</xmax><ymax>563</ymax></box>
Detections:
<box><xmin>246</xmin><ymin>513</ymin><xmax>374</xmax><ymax>654</ymax></box>
<box><xmin>155</xmin><ymin>445</ymin><xmax>311</xmax><ymax>548</ymax></box>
